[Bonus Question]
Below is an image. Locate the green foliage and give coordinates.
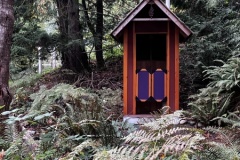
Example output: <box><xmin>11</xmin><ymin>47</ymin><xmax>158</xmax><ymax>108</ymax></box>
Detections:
<box><xmin>94</xmin><ymin>108</ymin><xmax>205</xmax><ymax>160</ymax></box>
<box><xmin>28</xmin><ymin>83</ymin><xmax>102</xmax><ymax>118</ymax></box>
<box><xmin>11</xmin><ymin>24</ymin><xmax>52</xmax><ymax>73</ymax></box>
<box><xmin>187</xmin><ymin>56</ymin><xmax>240</xmax><ymax>125</ymax></box>
<box><xmin>213</xmin><ymin>111</ymin><xmax>240</xmax><ymax>128</ymax></box>
<box><xmin>4</xmin><ymin>83</ymin><xmax>122</xmax><ymax>159</ymax></box>
<box><xmin>95</xmin><ymin>110</ymin><xmax>240</xmax><ymax>160</ymax></box>
<box><xmin>197</xmin><ymin>126</ymin><xmax>240</xmax><ymax>160</ymax></box>
<box><xmin>10</xmin><ymin>69</ymin><xmax>43</xmax><ymax>90</ymax></box>
<box><xmin>111</xmin><ymin>120</ymin><xmax>137</xmax><ymax>138</ymax></box>
<box><xmin>0</xmin><ymin>138</ymin><xmax>9</xmax><ymax>151</ymax></box>
<box><xmin>3</xmin><ymin>122</ymin><xmax>35</xmax><ymax>160</ymax></box>
<box><xmin>187</xmin><ymin>87</ymin><xmax>233</xmax><ymax>125</ymax></box>
<box><xmin>204</xmin><ymin>58</ymin><xmax>240</xmax><ymax>91</ymax></box>
<box><xmin>4</xmin><ymin>0</ymin><xmax>240</xmax><ymax>159</ymax></box>
<box><xmin>100</xmin><ymin>0</ymin><xmax>136</xmax><ymax>59</ymax></box>
<box><xmin>59</xmin><ymin>139</ymin><xmax>101</xmax><ymax>160</ymax></box>
<box><xmin>174</xmin><ymin>0</ymin><xmax>240</xmax><ymax>107</ymax></box>
<box><xmin>11</xmin><ymin>0</ymin><xmax>55</xmax><ymax>73</ymax></box>
<box><xmin>36</xmin><ymin>149</ymin><xmax>57</xmax><ymax>160</ymax></box>
<box><xmin>199</xmin><ymin>144</ymin><xmax>240</xmax><ymax>160</ymax></box>
<box><xmin>9</xmin><ymin>70</ymin><xmax>49</xmax><ymax>112</ymax></box>
<box><xmin>96</xmin><ymin>87</ymin><xmax>123</xmax><ymax>119</ymax></box>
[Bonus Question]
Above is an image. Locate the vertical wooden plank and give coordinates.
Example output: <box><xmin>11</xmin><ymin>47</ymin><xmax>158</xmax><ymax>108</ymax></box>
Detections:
<box><xmin>136</xmin><ymin>71</ymin><xmax>138</xmax><ymax>102</ymax></box>
<box><xmin>127</xmin><ymin>23</ymin><xmax>134</xmax><ymax>114</ymax></box>
<box><xmin>175</xmin><ymin>26</ymin><xmax>180</xmax><ymax>110</ymax></box>
<box><xmin>169</xmin><ymin>22</ymin><xmax>176</xmax><ymax>111</ymax></box>
<box><xmin>166</xmin><ymin>22</ymin><xmax>170</xmax><ymax>106</ymax></box>
<box><xmin>164</xmin><ymin>71</ymin><xmax>167</xmax><ymax>100</ymax></box>
<box><xmin>123</xmin><ymin>28</ymin><xmax>128</xmax><ymax>115</ymax></box>
<box><xmin>133</xmin><ymin>22</ymin><xmax>136</xmax><ymax>114</ymax></box>
<box><xmin>149</xmin><ymin>71</ymin><xmax>151</xmax><ymax>100</ymax></box>
<box><xmin>151</xmin><ymin>72</ymin><xmax>154</xmax><ymax>98</ymax></box>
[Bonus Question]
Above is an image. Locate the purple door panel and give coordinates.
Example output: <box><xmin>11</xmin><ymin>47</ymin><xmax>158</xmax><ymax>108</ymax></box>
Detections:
<box><xmin>153</xmin><ymin>70</ymin><xmax>165</xmax><ymax>101</ymax></box>
<box><xmin>137</xmin><ymin>70</ymin><xmax>150</xmax><ymax>101</ymax></box>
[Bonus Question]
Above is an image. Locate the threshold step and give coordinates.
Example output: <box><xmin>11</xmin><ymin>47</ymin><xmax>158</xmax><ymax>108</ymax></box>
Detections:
<box><xmin>123</xmin><ymin>114</ymin><xmax>154</xmax><ymax>125</ymax></box>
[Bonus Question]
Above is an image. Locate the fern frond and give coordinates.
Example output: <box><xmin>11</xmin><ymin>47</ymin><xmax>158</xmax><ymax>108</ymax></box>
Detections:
<box><xmin>99</xmin><ymin>110</ymin><xmax>206</xmax><ymax>160</ymax></box>
<box><xmin>59</xmin><ymin>139</ymin><xmax>101</xmax><ymax>160</ymax></box>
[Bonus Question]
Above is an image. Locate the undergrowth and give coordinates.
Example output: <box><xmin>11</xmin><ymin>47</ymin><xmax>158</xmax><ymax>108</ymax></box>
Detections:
<box><xmin>186</xmin><ymin>56</ymin><xmax>240</xmax><ymax>126</ymax></box>
<box><xmin>2</xmin><ymin>55</ymin><xmax>240</xmax><ymax>159</ymax></box>
<box><xmin>95</xmin><ymin>108</ymin><xmax>240</xmax><ymax>160</ymax></box>
<box><xmin>1</xmin><ymin>83</ymin><xmax>123</xmax><ymax>159</ymax></box>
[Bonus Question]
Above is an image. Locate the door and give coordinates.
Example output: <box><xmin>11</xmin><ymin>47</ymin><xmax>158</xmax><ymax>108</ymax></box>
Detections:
<box><xmin>136</xmin><ymin>34</ymin><xmax>167</xmax><ymax>114</ymax></box>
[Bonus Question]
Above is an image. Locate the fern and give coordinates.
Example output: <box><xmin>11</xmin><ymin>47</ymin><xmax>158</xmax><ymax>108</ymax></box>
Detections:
<box><xmin>213</xmin><ymin>111</ymin><xmax>240</xmax><ymax>128</ymax></box>
<box><xmin>187</xmin><ymin>88</ymin><xmax>234</xmax><ymax>125</ymax></box>
<box><xmin>94</xmin><ymin>111</ymin><xmax>205</xmax><ymax>160</ymax></box>
<box><xmin>95</xmin><ymin>115</ymin><xmax>240</xmax><ymax>160</ymax></box>
<box><xmin>59</xmin><ymin>139</ymin><xmax>101</xmax><ymax>160</ymax></box>
<box><xmin>4</xmin><ymin>123</ymin><xmax>33</xmax><ymax>159</ymax></box>
<box><xmin>187</xmin><ymin>56</ymin><xmax>240</xmax><ymax>125</ymax></box>
<box><xmin>196</xmin><ymin>126</ymin><xmax>240</xmax><ymax>160</ymax></box>
<box><xmin>4</xmin><ymin>83</ymin><xmax>122</xmax><ymax>159</ymax></box>
<box><xmin>204</xmin><ymin>57</ymin><xmax>240</xmax><ymax>91</ymax></box>
<box><xmin>175</xmin><ymin>0</ymin><xmax>240</xmax><ymax>109</ymax></box>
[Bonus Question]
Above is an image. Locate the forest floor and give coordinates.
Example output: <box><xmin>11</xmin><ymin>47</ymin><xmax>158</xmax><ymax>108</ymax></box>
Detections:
<box><xmin>7</xmin><ymin>56</ymin><xmax>124</xmax><ymax>126</ymax></box>
<box><xmin>7</xmin><ymin>56</ymin><xmax>124</xmax><ymax>130</ymax></box>
<box><xmin>38</xmin><ymin>56</ymin><xmax>122</xmax><ymax>92</ymax></box>
<box><xmin>4</xmin><ymin>56</ymin><xmax>240</xmax><ymax>159</ymax></box>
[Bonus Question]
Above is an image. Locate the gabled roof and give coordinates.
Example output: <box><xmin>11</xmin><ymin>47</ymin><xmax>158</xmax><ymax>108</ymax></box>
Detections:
<box><xmin>111</xmin><ymin>0</ymin><xmax>192</xmax><ymax>41</ymax></box>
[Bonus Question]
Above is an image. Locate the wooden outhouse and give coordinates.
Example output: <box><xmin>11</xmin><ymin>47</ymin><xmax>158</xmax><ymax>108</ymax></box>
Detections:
<box><xmin>111</xmin><ymin>0</ymin><xmax>192</xmax><ymax>115</ymax></box>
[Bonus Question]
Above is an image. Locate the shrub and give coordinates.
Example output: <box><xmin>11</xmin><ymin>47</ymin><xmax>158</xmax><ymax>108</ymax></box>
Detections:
<box><xmin>2</xmin><ymin>83</ymin><xmax>123</xmax><ymax>159</ymax></box>
<box><xmin>94</xmin><ymin>108</ymin><xmax>205</xmax><ymax>160</ymax></box>
<box><xmin>187</xmin><ymin>56</ymin><xmax>240</xmax><ymax>125</ymax></box>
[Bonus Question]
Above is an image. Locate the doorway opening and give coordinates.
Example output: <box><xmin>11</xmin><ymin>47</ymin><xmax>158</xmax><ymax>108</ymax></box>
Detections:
<box><xmin>136</xmin><ymin>34</ymin><xmax>167</xmax><ymax>114</ymax></box>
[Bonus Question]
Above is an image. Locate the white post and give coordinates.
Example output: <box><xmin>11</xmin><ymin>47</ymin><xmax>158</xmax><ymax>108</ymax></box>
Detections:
<box><xmin>166</xmin><ymin>0</ymin><xmax>170</xmax><ymax>9</ymax></box>
<box><xmin>38</xmin><ymin>47</ymin><xmax>42</xmax><ymax>74</ymax></box>
<box><xmin>51</xmin><ymin>50</ymin><xmax>56</xmax><ymax>69</ymax></box>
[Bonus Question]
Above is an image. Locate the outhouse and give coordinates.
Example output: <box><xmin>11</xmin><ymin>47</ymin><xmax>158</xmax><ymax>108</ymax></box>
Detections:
<box><xmin>111</xmin><ymin>0</ymin><xmax>192</xmax><ymax>115</ymax></box>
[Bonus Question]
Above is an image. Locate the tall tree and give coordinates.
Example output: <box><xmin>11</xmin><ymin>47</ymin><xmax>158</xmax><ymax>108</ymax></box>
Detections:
<box><xmin>95</xmin><ymin>0</ymin><xmax>104</xmax><ymax>68</ymax></box>
<box><xmin>82</xmin><ymin>0</ymin><xmax>104</xmax><ymax>69</ymax></box>
<box><xmin>0</xmin><ymin>0</ymin><xmax>14</xmax><ymax>111</ymax></box>
<box><xmin>56</xmin><ymin>0</ymin><xmax>90</xmax><ymax>72</ymax></box>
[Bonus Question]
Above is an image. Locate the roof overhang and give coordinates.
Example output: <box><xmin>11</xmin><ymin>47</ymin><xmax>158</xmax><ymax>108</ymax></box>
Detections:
<box><xmin>111</xmin><ymin>0</ymin><xmax>192</xmax><ymax>42</ymax></box>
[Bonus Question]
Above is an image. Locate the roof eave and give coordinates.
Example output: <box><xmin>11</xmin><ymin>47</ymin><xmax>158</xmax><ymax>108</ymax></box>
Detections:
<box><xmin>111</xmin><ymin>0</ymin><xmax>150</xmax><ymax>40</ymax></box>
<box><xmin>111</xmin><ymin>0</ymin><xmax>193</xmax><ymax>42</ymax></box>
<box><xmin>153</xmin><ymin>0</ymin><xmax>192</xmax><ymax>38</ymax></box>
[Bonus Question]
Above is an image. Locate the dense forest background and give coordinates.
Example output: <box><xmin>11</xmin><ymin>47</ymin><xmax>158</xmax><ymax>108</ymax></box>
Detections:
<box><xmin>8</xmin><ymin>0</ymin><xmax>240</xmax><ymax>107</ymax></box>
<box><xmin>0</xmin><ymin>0</ymin><xmax>240</xmax><ymax>159</ymax></box>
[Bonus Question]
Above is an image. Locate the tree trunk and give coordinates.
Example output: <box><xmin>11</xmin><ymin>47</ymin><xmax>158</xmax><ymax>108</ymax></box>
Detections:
<box><xmin>56</xmin><ymin>0</ymin><xmax>69</xmax><ymax>69</ymax></box>
<box><xmin>82</xmin><ymin>0</ymin><xmax>105</xmax><ymax>69</ymax></box>
<box><xmin>95</xmin><ymin>0</ymin><xmax>104</xmax><ymax>68</ymax></box>
<box><xmin>0</xmin><ymin>0</ymin><xmax>14</xmax><ymax>111</ymax></box>
<box><xmin>0</xmin><ymin>0</ymin><xmax>14</xmax><ymax>139</ymax></box>
<box><xmin>56</xmin><ymin>0</ymin><xmax>90</xmax><ymax>72</ymax></box>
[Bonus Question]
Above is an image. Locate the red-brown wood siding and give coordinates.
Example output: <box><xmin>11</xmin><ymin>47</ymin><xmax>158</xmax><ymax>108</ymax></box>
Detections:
<box><xmin>127</xmin><ymin>23</ymin><xmax>134</xmax><ymax>114</ymax></box>
<box><xmin>166</xmin><ymin>22</ymin><xmax>170</xmax><ymax>106</ymax></box>
<box><xmin>123</xmin><ymin>28</ymin><xmax>128</xmax><ymax>115</ymax></box>
<box><xmin>135</xmin><ymin>21</ymin><xmax>167</xmax><ymax>33</ymax></box>
<box><xmin>133</xmin><ymin>22</ymin><xmax>136</xmax><ymax>114</ymax></box>
<box><xmin>175</xmin><ymin>26</ymin><xmax>180</xmax><ymax>110</ymax></box>
<box><xmin>169</xmin><ymin>22</ymin><xmax>176</xmax><ymax>111</ymax></box>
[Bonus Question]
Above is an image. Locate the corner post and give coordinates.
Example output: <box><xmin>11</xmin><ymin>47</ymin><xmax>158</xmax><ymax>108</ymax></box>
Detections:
<box><xmin>123</xmin><ymin>29</ymin><xmax>128</xmax><ymax>115</ymax></box>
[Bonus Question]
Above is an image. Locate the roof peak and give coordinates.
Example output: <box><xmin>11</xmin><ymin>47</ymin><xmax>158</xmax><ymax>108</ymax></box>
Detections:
<box><xmin>111</xmin><ymin>0</ymin><xmax>192</xmax><ymax>41</ymax></box>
